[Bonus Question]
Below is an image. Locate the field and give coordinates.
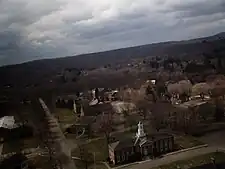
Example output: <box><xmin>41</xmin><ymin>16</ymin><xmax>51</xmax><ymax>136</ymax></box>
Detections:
<box><xmin>152</xmin><ymin>152</ymin><xmax>225</xmax><ymax>169</ymax></box>
<box><xmin>71</xmin><ymin>138</ymin><xmax>108</xmax><ymax>162</ymax></box>
<box><xmin>174</xmin><ymin>135</ymin><xmax>204</xmax><ymax>149</ymax></box>
<box><xmin>29</xmin><ymin>155</ymin><xmax>52</xmax><ymax>169</ymax></box>
<box><xmin>2</xmin><ymin>138</ymin><xmax>39</xmax><ymax>154</ymax></box>
<box><xmin>54</xmin><ymin>108</ymin><xmax>76</xmax><ymax>129</ymax></box>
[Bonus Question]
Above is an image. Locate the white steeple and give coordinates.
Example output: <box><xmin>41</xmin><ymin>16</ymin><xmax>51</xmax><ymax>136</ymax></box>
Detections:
<box><xmin>134</xmin><ymin>121</ymin><xmax>147</xmax><ymax>146</ymax></box>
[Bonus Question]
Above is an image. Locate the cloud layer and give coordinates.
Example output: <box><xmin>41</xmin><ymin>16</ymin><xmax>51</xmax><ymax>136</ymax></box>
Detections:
<box><xmin>0</xmin><ymin>0</ymin><xmax>225</xmax><ymax>66</ymax></box>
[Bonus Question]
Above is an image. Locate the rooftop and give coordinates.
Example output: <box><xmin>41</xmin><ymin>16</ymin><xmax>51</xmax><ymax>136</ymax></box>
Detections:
<box><xmin>56</xmin><ymin>94</ymin><xmax>78</xmax><ymax>100</ymax></box>
<box><xmin>76</xmin><ymin>116</ymin><xmax>96</xmax><ymax>125</ymax></box>
<box><xmin>83</xmin><ymin>102</ymin><xmax>114</xmax><ymax>116</ymax></box>
<box><xmin>176</xmin><ymin>99</ymin><xmax>209</xmax><ymax>109</ymax></box>
<box><xmin>110</xmin><ymin>133</ymin><xmax>173</xmax><ymax>150</ymax></box>
<box><xmin>0</xmin><ymin>116</ymin><xmax>18</xmax><ymax>129</ymax></box>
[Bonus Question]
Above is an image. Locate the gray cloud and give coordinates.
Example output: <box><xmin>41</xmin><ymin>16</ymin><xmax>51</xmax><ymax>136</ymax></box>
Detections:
<box><xmin>171</xmin><ymin>0</ymin><xmax>225</xmax><ymax>18</ymax></box>
<box><xmin>0</xmin><ymin>0</ymin><xmax>225</xmax><ymax>66</ymax></box>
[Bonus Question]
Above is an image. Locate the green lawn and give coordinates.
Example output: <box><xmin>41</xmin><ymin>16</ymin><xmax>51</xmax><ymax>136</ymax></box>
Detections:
<box><xmin>70</xmin><ymin>129</ymin><xmax>137</xmax><ymax>161</ymax></box>
<box><xmin>113</xmin><ymin>130</ymin><xmax>135</xmax><ymax>140</ymax></box>
<box><xmin>2</xmin><ymin>138</ymin><xmax>39</xmax><ymax>154</ymax></box>
<box><xmin>72</xmin><ymin>138</ymin><xmax>108</xmax><ymax>162</ymax></box>
<box><xmin>29</xmin><ymin>155</ymin><xmax>52</xmax><ymax>169</ymax></box>
<box><xmin>174</xmin><ymin>135</ymin><xmax>204</xmax><ymax>149</ymax></box>
<box><xmin>152</xmin><ymin>152</ymin><xmax>225</xmax><ymax>169</ymax></box>
<box><xmin>54</xmin><ymin>108</ymin><xmax>76</xmax><ymax>128</ymax></box>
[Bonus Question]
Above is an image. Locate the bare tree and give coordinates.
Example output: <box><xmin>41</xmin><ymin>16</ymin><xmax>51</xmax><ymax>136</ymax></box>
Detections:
<box><xmin>210</xmin><ymin>87</ymin><xmax>225</xmax><ymax>121</ymax></box>
<box><xmin>191</xmin><ymin>82</ymin><xmax>211</xmax><ymax>100</ymax></box>
<box><xmin>98</xmin><ymin>112</ymin><xmax>113</xmax><ymax>161</ymax></box>
<box><xmin>168</xmin><ymin>106</ymin><xmax>199</xmax><ymax>134</ymax></box>
<box><xmin>135</xmin><ymin>99</ymin><xmax>152</xmax><ymax>120</ymax></box>
<box><xmin>150</xmin><ymin>102</ymin><xmax>173</xmax><ymax>131</ymax></box>
<box><xmin>167</xmin><ymin>80</ymin><xmax>192</xmax><ymax>101</ymax></box>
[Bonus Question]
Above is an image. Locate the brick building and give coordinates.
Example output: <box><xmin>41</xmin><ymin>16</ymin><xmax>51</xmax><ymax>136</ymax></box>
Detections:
<box><xmin>108</xmin><ymin>122</ymin><xmax>174</xmax><ymax>165</ymax></box>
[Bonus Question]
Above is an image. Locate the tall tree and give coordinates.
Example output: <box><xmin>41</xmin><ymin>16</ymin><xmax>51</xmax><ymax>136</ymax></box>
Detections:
<box><xmin>135</xmin><ymin>100</ymin><xmax>152</xmax><ymax>120</ymax></box>
<box><xmin>214</xmin><ymin>99</ymin><xmax>224</xmax><ymax>121</ymax></box>
<box><xmin>98</xmin><ymin>112</ymin><xmax>113</xmax><ymax>161</ymax></box>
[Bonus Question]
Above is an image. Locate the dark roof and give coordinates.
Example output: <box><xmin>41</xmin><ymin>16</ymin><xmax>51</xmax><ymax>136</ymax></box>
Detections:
<box><xmin>151</xmin><ymin>102</ymin><xmax>174</xmax><ymax>113</ymax></box>
<box><xmin>110</xmin><ymin>138</ymin><xmax>135</xmax><ymax>150</ymax></box>
<box><xmin>83</xmin><ymin>103</ymin><xmax>114</xmax><ymax>116</ymax></box>
<box><xmin>0</xmin><ymin>153</ymin><xmax>28</xmax><ymax>169</ymax></box>
<box><xmin>0</xmin><ymin>125</ymin><xmax>33</xmax><ymax>141</ymax></box>
<box><xmin>57</xmin><ymin>95</ymin><xmax>78</xmax><ymax>100</ymax></box>
<box><xmin>147</xmin><ymin>133</ymin><xmax>173</xmax><ymax>141</ymax></box>
<box><xmin>110</xmin><ymin>133</ymin><xmax>173</xmax><ymax>150</ymax></box>
<box><xmin>176</xmin><ymin>100</ymin><xmax>209</xmax><ymax>109</ymax></box>
<box><xmin>77</xmin><ymin>116</ymin><xmax>96</xmax><ymax>125</ymax></box>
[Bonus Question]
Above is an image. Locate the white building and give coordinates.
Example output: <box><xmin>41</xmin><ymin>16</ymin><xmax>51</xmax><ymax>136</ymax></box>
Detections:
<box><xmin>0</xmin><ymin>116</ymin><xmax>18</xmax><ymax>129</ymax></box>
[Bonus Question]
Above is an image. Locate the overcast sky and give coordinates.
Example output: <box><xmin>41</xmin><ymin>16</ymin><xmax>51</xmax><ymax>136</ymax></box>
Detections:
<box><xmin>0</xmin><ymin>0</ymin><xmax>225</xmax><ymax>66</ymax></box>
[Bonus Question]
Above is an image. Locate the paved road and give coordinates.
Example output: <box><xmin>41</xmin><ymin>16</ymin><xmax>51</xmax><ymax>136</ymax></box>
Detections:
<box><xmin>115</xmin><ymin>147</ymin><xmax>218</xmax><ymax>169</ymax></box>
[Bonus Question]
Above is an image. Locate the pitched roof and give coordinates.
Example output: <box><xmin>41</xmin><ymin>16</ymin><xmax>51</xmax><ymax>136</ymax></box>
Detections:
<box><xmin>176</xmin><ymin>100</ymin><xmax>209</xmax><ymax>109</ymax></box>
<box><xmin>83</xmin><ymin>102</ymin><xmax>114</xmax><ymax>116</ymax></box>
<box><xmin>110</xmin><ymin>141</ymin><xmax>120</xmax><ymax>150</ymax></box>
<box><xmin>148</xmin><ymin>133</ymin><xmax>173</xmax><ymax>141</ymax></box>
<box><xmin>110</xmin><ymin>138</ymin><xmax>135</xmax><ymax>150</ymax></box>
<box><xmin>77</xmin><ymin>116</ymin><xmax>96</xmax><ymax>124</ymax></box>
<box><xmin>109</xmin><ymin>133</ymin><xmax>173</xmax><ymax>150</ymax></box>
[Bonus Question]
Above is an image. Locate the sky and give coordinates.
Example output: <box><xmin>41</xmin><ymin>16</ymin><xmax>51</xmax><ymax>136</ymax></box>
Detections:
<box><xmin>0</xmin><ymin>0</ymin><xmax>225</xmax><ymax>66</ymax></box>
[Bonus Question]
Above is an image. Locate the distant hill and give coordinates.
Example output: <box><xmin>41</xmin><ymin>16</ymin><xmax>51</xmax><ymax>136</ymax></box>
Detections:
<box><xmin>0</xmin><ymin>32</ymin><xmax>225</xmax><ymax>89</ymax></box>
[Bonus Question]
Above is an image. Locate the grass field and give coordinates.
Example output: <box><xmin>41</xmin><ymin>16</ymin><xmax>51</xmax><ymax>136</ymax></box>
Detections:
<box><xmin>72</xmin><ymin>138</ymin><xmax>108</xmax><ymax>162</ymax></box>
<box><xmin>29</xmin><ymin>155</ymin><xmax>52</xmax><ymax>169</ymax></box>
<box><xmin>2</xmin><ymin>138</ymin><xmax>39</xmax><ymax>154</ymax></box>
<box><xmin>174</xmin><ymin>135</ymin><xmax>204</xmax><ymax>149</ymax></box>
<box><xmin>152</xmin><ymin>152</ymin><xmax>225</xmax><ymax>169</ymax></box>
<box><xmin>54</xmin><ymin>108</ymin><xmax>76</xmax><ymax>128</ymax></box>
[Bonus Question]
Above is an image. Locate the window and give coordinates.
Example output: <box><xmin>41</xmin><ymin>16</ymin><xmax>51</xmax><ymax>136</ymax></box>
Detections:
<box><xmin>131</xmin><ymin>147</ymin><xmax>134</xmax><ymax>154</ymax></box>
<box><xmin>158</xmin><ymin>141</ymin><xmax>161</xmax><ymax>152</ymax></box>
<box><xmin>116</xmin><ymin>154</ymin><xmax>120</xmax><ymax>163</ymax></box>
<box><xmin>165</xmin><ymin>140</ymin><xmax>168</xmax><ymax>151</ymax></box>
<box><xmin>169</xmin><ymin>139</ymin><xmax>173</xmax><ymax>149</ymax></box>
<box><xmin>122</xmin><ymin>153</ymin><xmax>125</xmax><ymax>161</ymax></box>
<box><xmin>126</xmin><ymin>151</ymin><xmax>130</xmax><ymax>160</ymax></box>
<box><xmin>143</xmin><ymin>147</ymin><xmax>148</xmax><ymax>156</ymax></box>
